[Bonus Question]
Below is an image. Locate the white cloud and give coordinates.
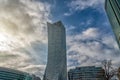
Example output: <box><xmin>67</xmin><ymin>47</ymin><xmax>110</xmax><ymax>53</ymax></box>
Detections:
<box><xmin>81</xmin><ymin>28</ymin><xmax>99</xmax><ymax>39</ymax></box>
<box><xmin>67</xmin><ymin>28</ymin><xmax>99</xmax><ymax>43</ymax></box>
<box><xmin>64</xmin><ymin>0</ymin><xmax>105</xmax><ymax>16</ymax></box>
<box><xmin>0</xmin><ymin>0</ymin><xmax>51</xmax><ymax>78</ymax></box>
<box><xmin>67</xmin><ymin>27</ymin><xmax>120</xmax><ymax>69</ymax></box>
<box><xmin>69</xmin><ymin>0</ymin><xmax>104</xmax><ymax>10</ymax></box>
<box><xmin>64</xmin><ymin>12</ymin><xmax>73</xmax><ymax>16</ymax></box>
<box><xmin>80</xmin><ymin>19</ymin><xmax>93</xmax><ymax>26</ymax></box>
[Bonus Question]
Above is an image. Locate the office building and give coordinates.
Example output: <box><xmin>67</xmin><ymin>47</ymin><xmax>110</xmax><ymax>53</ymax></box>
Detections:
<box><xmin>43</xmin><ymin>21</ymin><xmax>67</xmax><ymax>80</ymax></box>
<box><xmin>117</xmin><ymin>67</ymin><xmax>120</xmax><ymax>80</ymax></box>
<box><xmin>68</xmin><ymin>66</ymin><xmax>105</xmax><ymax>80</ymax></box>
<box><xmin>105</xmin><ymin>0</ymin><xmax>120</xmax><ymax>48</ymax></box>
<box><xmin>0</xmin><ymin>67</ymin><xmax>41</xmax><ymax>80</ymax></box>
<box><xmin>32</xmin><ymin>75</ymin><xmax>41</xmax><ymax>80</ymax></box>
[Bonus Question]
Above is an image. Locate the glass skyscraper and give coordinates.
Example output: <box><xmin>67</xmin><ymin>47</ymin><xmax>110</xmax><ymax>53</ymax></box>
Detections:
<box><xmin>68</xmin><ymin>66</ymin><xmax>105</xmax><ymax>80</ymax></box>
<box><xmin>43</xmin><ymin>21</ymin><xmax>67</xmax><ymax>80</ymax></box>
<box><xmin>105</xmin><ymin>0</ymin><xmax>120</xmax><ymax>48</ymax></box>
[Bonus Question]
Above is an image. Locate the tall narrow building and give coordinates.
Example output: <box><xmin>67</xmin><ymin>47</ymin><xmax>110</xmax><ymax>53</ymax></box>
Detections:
<box><xmin>43</xmin><ymin>21</ymin><xmax>67</xmax><ymax>80</ymax></box>
<box><xmin>105</xmin><ymin>0</ymin><xmax>120</xmax><ymax>48</ymax></box>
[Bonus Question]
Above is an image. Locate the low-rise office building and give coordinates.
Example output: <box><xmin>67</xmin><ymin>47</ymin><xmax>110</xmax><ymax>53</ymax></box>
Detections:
<box><xmin>68</xmin><ymin>66</ymin><xmax>105</xmax><ymax>80</ymax></box>
<box><xmin>0</xmin><ymin>67</ymin><xmax>41</xmax><ymax>80</ymax></box>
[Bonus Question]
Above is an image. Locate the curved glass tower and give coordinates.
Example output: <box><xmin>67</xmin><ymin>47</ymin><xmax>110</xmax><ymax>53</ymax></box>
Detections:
<box><xmin>105</xmin><ymin>0</ymin><xmax>120</xmax><ymax>48</ymax></box>
<box><xmin>43</xmin><ymin>21</ymin><xmax>67</xmax><ymax>80</ymax></box>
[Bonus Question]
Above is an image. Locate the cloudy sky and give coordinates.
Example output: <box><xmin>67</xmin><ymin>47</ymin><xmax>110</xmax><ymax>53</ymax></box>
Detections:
<box><xmin>0</xmin><ymin>0</ymin><xmax>120</xmax><ymax>78</ymax></box>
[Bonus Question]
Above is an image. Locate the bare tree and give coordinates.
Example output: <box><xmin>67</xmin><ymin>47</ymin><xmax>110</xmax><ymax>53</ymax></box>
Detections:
<box><xmin>101</xmin><ymin>60</ymin><xmax>117</xmax><ymax>80</ymax></box>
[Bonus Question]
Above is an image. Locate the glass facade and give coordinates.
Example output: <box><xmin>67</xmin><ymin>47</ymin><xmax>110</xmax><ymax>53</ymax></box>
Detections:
<box><xmin>68</xmin><ymin>66</ymin><xmax>105</xmax><ymax>80</ymax></box>
<box><xmin>0</xmin><ymin>67</ymin><xmax>32</xmax><ymax>80</ymax></box>
<box><xmin>43</xmin><ymin>21</ymin><xmax>67</xmax><ymax>80</ymax></box>
<box><xmin>105</xmin><ymin>0</ymin><xmax>120</xmax><ymax>48</ymax></box>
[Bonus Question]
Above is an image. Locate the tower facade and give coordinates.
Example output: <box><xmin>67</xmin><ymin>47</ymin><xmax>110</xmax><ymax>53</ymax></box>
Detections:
<box><xmin>105</xmin><ymin>0</ymin><xmax>120</xmax><ymax>48</ymax></box>
<box><xmin>43</xmin><ymin>21</ymin><xmax>67</xmax><ymax>80</ymax></box>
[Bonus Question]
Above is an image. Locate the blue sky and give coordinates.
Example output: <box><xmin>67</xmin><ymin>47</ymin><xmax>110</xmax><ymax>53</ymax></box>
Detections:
<box><xmin>47</xmin><ymin>0</ymin><xmax>120</xmax><ymax>68</ymax></box>
<box><xmin>49</xmin><ymin>0</ymin><xmax>111</xmax><ymax>33</ymax></box>
<box><xmin>0</xmin><ymin>0</ymin><xmax>120</xmax><ymax>78</ymax></box>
